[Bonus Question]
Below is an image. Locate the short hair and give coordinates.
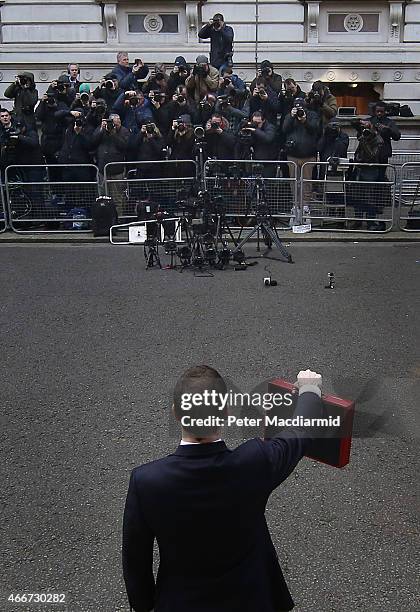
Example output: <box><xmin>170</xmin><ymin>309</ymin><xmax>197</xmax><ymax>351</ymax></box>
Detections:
<box><xmin>375</xmin><ymin>101</ymin><xmax>386</xmax><ymax>110</ymax></box>
<box><xmin>108</xmin><ymin>113</ymin><xmax>120</xmax><ymax>120</ymax></box>
<box><xmin>173</xmin><ymin>365</ymin><xmax>227</xmax><ymax>435</ymax></box>
<box><xmin>252</xmin><ymin>110</ymin><xmax>264</xmax><ymax>120</ymax></box>
<box><xmin>213</xmin><ymin>13</ymin><xmax>224</xmax><ymax>20</ymax></box>
<box><xmin>68</xmin><ymin>63</ymin><xmax>79</xmax><ymax>72</ymax></box>
<box><xmin>284</xmin><ymin>78</ymin><xmax>296</xmax><ymax>86</ymax></box>
<box><xmin>0</xmin><ymin>108</ymin><xmax>11</xmax><ymax>114</ymax></box>
<box><xmin>117</xmin><ymin>51</ymin><xmax>129</xmax><ymax>62</ymax></box>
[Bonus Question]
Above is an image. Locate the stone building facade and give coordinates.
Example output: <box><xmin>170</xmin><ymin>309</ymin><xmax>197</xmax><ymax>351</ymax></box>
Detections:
<box><xmin>0</xmin><ymin>0</ymin><xmax>419</xmax><ymax>115</ymax></box>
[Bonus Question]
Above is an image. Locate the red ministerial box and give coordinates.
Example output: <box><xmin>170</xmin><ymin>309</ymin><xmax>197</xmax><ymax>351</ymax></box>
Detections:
<box><xmin>266</xmin><ymin>379</ymin><xmax>355</xmax><ymax>468</ymax></box>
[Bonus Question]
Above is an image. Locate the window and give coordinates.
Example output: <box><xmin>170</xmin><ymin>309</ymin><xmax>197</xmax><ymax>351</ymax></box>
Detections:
<box><xmin>328</xmin><ymin>13</ymin><xmax>380</xmax><ymax>33</ymax></box>
<box><xmin>128</xmin><ymin>13</ymin><xmax>179</xmax><ymax>34</ymax></box>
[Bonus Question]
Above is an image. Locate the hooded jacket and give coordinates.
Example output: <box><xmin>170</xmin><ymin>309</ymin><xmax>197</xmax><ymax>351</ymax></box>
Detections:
<box><xmin>198</xmin><ymin>23</ymin><xmax>234</xmax><ymax>69</ymax></box>
<box><xmin>4</xmin><ymin>72</ymin><xmax>38</xmax><ymax>129</ymax></box>
<box><xmin>185</xmin><ymin>66</ymin><xmax>219</xmax><ymax>102</ymax></box>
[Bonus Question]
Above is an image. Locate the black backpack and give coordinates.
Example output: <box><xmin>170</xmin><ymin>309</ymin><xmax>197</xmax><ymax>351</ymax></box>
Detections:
<box><xmin>91</xmin><ymin>196</ymin><xmax>117</xmax><ymax>237</ymax></box>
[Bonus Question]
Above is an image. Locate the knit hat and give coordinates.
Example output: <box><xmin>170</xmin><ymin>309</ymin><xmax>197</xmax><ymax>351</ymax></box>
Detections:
<box><xmin>196</xmin><ymin>55</ymin><xmax>209</xmax><ymax>64</ymax></box>
<box><xmin>79</xmin><ymin>83</ymin><xmax>90</xmax><ymax>93</ymax></box>
<box><xmin>174</xmin><ymin>56</ymin><xmax>187</xmax><ymax>67</ymax></box>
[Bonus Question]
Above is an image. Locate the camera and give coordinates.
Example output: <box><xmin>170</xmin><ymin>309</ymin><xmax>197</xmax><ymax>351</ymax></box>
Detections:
<box><xmin>145</xmin><ymin>123</ymin><xmax>156</xmax><ymax>134</ymax></box>
<box><xmin>125</xmin><ymin>93</ymin><xmax>138</xmax><ymax>107</ymax></box>
<box><xmin>194</xmin><ymin>126</ymin><xmax>205</xmax><ymax>140</ymax></box>
<box><xmin>46</xmin><ymin>93</ymin><xmax>57</xmax><ymax>106</ymax></box>
<box><xmin>223</xmin><ymin>77</ymin><xmax>232</xmax><ymax>86</ymax></box>
<box><xmin>309</xmin><ymin>91</ymin><xmax>322</xmax><ymax>106</ymax></box>
<box><xmin>74</xmin><ymin>118</ymin><xmax>84</xmax><ymax>128</ymax></box>
<box><xmin>104</xmin><ymin>80</ymin><xmax>114</xmax><ymax>90</ymax></box>
<box><xmin>177</xmin><ymin>122</ymin><xmax>185</xmax><ymax>132</ymax></box>
<box><xmin>17</xmin><ymin>75</ymin><xmax>29</xmax><ymax>87</ymax></box>
<box><xmin>212</xmin><ymin>18</ymin><xmax>221</xmax><ymax>29</ymax></box>
<box><xmin>176</xmin><ymin>94</ymin><xmax>185</xmax><ymax>104</ymax></box>
<box><xmin>57</xmin><ymin>82</ymin><xmax>67</xmax><ymax>93</ymax></box>
<box><xmin>194</xmin><ymin>65</ymin><xmax>208</xmax><ymax>78</ymax></box>
<box><xmin>155</xmin><ymin>72</ymin><xmax>165</xmax><ymax>81</ymax></box>
<box><xmin>296</xmin><ymin>108</ymin><xmax>306</xmax><ymax>118</ymax></box>
<box><xmin>134</xmin><ymin>58</ymin><xmax>142</xmax><ymax>65</ymax></box>
<box><xmin>4</xmin><ymin>122</ymin><xmax>23</xmax><ymax>140</ymax></box>
<box><xmin>80</xmin><ymin>92</ymin><xmax>90</xmax><ymax>103</ymax></box>
<box><xmin>210</xmin><ymin>121</ymin><xmax>220</xmax><ymax>131</ymax></box>
<box><xmin>260</xmin><ymin>67</ymin><xmax>271</xmax><ymax>77</ymax></box>
<box><xmin>106</xmin><ymin>118</ymin><xmax>114</xmax><ymax>131</ymax></box>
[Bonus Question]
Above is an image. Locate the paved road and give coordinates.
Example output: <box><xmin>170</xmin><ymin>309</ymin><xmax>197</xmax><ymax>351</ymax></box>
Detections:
<box><xmin>1</xmin><ymin>243</ymin><xmax>419</xmax><ymax>612</ymax></box>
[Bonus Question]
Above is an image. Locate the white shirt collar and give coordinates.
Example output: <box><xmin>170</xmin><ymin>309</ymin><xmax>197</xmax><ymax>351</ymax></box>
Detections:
<box><xmin>180</xmin><ymin>439</ymin><xmax>223</xmax><ymax>445</ymax></box>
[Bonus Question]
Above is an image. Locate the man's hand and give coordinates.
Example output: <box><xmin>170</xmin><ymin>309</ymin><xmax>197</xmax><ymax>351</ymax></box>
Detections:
<box><xmin>295</xmin><ymin>370</ymin><xmax>322</xmax><ymax>396</ymax></box>
<box><xmin>70</xmin><ymin>111</ymin><xmax>81</xmax><ymax>118</ymax></box>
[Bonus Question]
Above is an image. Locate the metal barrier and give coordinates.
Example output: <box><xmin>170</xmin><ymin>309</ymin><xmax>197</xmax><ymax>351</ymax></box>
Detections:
<box><xmin>5</xmin><ymin>164</ymin><xmax>99</xmax><ymax>233</ymax></box>
<box><xmin>398</xmin><ymin>162</ymin><xmax>420</xmax><ymax>231</ymax></box>
<box><xmin>348</xmin><ymin>135</ymin><xmax>420</xmax><ymax>156</ymax></box>
<box><xmin>0</xmin><ymin>181</ymin><xmax>7</xmax><ymax>232</ymax></box>
<box><xmin>203</xmin><ymin>160</ymin><xmax>298</xmax><ymax>223</ymax></box>
<box><xmin>103</xmin><ymin>160</ymin><xmax>197</xmax><ymax>220</ymax></box>
<box><xmin>300</xmin><ymin>161</ymin><xmax>396</xmax><ymax>232</ymax></box>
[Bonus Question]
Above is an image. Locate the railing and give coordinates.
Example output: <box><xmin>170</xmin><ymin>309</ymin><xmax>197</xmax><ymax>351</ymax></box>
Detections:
<box><xmin>5</xmin><ymin>165</ymin><xmax>99</xmax><ymax>233</ymax></box>
<box><xmin>398</xmin><ymin>162</ymin><xmax>420</xmax><ymax>232</ymax></box>
<box><xmin>300</xmin><ymin>161</ymin><xmax>396</xmax><ymax>232</ymax></box>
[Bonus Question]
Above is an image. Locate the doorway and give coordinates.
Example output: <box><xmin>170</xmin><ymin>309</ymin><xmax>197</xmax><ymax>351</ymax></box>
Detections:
<box><xmin>328</xmin><ymin>82</ymin><xmax>381</xmax><ymax>115</ymax></box>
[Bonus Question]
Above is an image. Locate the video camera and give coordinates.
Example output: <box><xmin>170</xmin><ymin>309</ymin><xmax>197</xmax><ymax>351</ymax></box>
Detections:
<box><xmin>149</xmin><ymin>90</ymin><xmax>166</xmax><ymax>103</ymax></box>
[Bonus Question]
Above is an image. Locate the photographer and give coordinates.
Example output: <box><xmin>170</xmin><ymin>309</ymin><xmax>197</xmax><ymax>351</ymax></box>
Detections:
<box><xmin>0</xmin><ymin>108</ymin><xmax>46</xmax><ymax>218</ymax></box>
<box><xmin>131</xmin><ymin>123</ymin><xmax>165</xmax><ymax>178</ymax></box>
<box><xmin>47</xmin><ymin>75</ymin><xmax>75</xmax><ymax>106</ymax></box>
<box><xmin>167</xmin><ymin>57</ymin><xmax>191</xmax><ymax>97</ymax></box>
<box><xmin>204</xmin><ymin>113</ymin><xmax>236</xmax><ymax>159</ymax></box>
<box><xmin>318</xmin><ymin>122</ymin><xmax>349</xmax><ymax>164</ymax></box>
<box><xmin>56</xmin><ymin>116</ymin><xmax>93</xmax><ymax>185</ymax></box>
<box><xmin>283</xmin><ymin>98</ymin><xmax>319</xmax><ymax>202</ymax></box>
<box><xmin>369</xmin><ymin>101</ymin><xmax>401</xmax><ymax>175</ymax></box>
<box><xmin>148</xmin><ymin>90</ymin><xmax>171</xmax><ymax>137</ymax></box>
<box><xmin>352</xmin><ymin>120</ymin><xmax>386</xmax><ymax>230</ymax></box>
<box><xmin>35</xmin><ymin>91</ymin><xmax>70</xmax><ymax>166</ymax></box>
<box><xmin>167</xmin><ymin>114</ymin><xmax>195</xmax><ymax>161</ymax></box>
<box><xmin>1</xmin><ymin>108</ymin><xmax>44</xmax><ymax>174</ymax></box>
<box><xmin>306</xmin><ymin>81</ymin><xmax>337</xmax><ymax>128</ymax></box>
<box><xmin>282</xmin><ymin>78</ymin><xmax>306</xmax><ymax>117</ymax></box>
<box><xmin>216</xmin><ymin>67</ymin><xmax>246</xmax><ymax>96</ymax></box>
<box><xmin>70</xmin><ymin>84</ymin><xmax>92</xmax><ymax>119</ymax></box>
<box><xmin>215</xmin><ymin>90</ymin><xmax>248</xmax><ymax>133</ymax></box>
<box><xmin>93</xmin><ymin>74</ymin><xmax>123</xmax><ymax>109</ymax></box>
<box><xmin>112</xmin><ymin>52</ymin><xmax>149</xmax><ymax>92</ymax></box>
<box><xmin>166</xmin><ymin>86</ymin><xmax>198</xmax><ymax>127</ymax></box>
<box><xmin>142</xmin><ymin>63</ymin><xmax>170</xmax><ymax>96</ymax></box>
<box><xmin>84</xmin><ymin>98</ymin><xmax>108</xmax><ymax>131</ymax></box>
<box><xmin>112</xmin><ymin>91</ymin><xmax>153</xmax><ymax>134</ymax></box>
<box><xmin>250</xmin><ymin>60</ymin><xmax>283</xmax><ymax>95</ymax></box>
<box><xmin>235</xmin><ymin>111</ymin><xmax>277</xmax><ymax>172</ymax></box>
<box><xmin>185</xmin><ymin>55</ymin><xmax>219</xmax><ymax>103</ymax></box>
<box><xmin>92</xmin><ymin>113</ymin><xmax>129</xmax><ymax>217</ymax></box>
<box><xmin>249</xmin><ymin>83</ymin><xmax>279</xmax><ymax>125</ymax></box>
<box><xmin>4</xmin><ymin>72</ymin><xmax>38</xmax><ymax>130</ymax></box>
<box><xmin>198</xmin><ymin>13</ymin><xmax>234</xmax><ymax>71</ymax></box>
<box><xmin>196</xmin><ymin>94</ymin><xmax>218</xmax><ymax>127</ymax></box>
<box><xmin>67</xmin><ymin>63</ymin><xmax>82</xmax><ymax>92</ymax></box>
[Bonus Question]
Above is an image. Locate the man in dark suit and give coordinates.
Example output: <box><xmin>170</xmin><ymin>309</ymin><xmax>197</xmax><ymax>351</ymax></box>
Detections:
<box><xmin>122</xmin><ymin>365</ymin><xmax>324</xmax><ymax>612</ymax></box>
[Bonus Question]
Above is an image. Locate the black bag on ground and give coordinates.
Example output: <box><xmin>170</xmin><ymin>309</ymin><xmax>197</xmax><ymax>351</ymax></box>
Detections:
<box><xmin>91</xmin><ymin>196</ymin><xmax>117</xmax><ymax>236</ymax></box>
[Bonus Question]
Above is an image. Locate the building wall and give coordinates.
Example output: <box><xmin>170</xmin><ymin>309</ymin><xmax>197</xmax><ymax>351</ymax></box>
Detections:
<box><xmin>0</xmin><ymin>0</ymin><xmax>419</xmax><ymax>115</ymax></box>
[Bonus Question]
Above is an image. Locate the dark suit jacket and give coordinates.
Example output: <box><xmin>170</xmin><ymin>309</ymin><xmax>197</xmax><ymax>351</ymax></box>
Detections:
<box><xmin>123</xmin><ymin>391</ymin><xmax>323</xmax><ymax>612</ymax></box>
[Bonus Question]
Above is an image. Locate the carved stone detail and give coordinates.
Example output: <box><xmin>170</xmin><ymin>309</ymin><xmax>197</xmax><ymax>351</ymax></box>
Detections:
<box><xmin>307</xmin><ymin>2</ymin><xmax>320</xmax><ymax>44</ymax></box>
<box><xmin>104</xmin><ymin>3</ymin><xmax>118</xmax><ymax>43</ymax></box>
<box><xmin>186</xmin><ymin>2</ymin><xmax>199</xmax><ymax>44</ymax></box>
<box><xmin>389</xmin><ymin>2</ymin><xmax>403</xmax><ymax>43</ymax></box>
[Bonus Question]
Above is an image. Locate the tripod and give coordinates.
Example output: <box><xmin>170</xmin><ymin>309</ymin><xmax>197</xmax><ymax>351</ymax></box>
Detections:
<box><xmin>232</xmin><ymin>175</ymin><xmax>293</xmax><ymax>263</ymax></box>
<box><xmin>144</xmin><ymin>237</ymin><xmax>162</xmax><ymax>269</ymax></box>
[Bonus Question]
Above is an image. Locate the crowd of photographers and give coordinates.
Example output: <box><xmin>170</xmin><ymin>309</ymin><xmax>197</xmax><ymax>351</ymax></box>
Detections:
<box><xmin>0</xmin><ymin>13</ymin><xmax>402</xmax><ymax>228</ymax></box>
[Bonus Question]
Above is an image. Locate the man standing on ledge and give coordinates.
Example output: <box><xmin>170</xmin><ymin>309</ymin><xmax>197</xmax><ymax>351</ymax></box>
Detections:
<box><xmin>198</xmin><ymin>13</ymin><xmax>234</xmax><ymax>72</ymax></box>
<box><xmin>122</xmin><ymin>365</ymin><xmax>324</xmax><ymax>612</ymax></box>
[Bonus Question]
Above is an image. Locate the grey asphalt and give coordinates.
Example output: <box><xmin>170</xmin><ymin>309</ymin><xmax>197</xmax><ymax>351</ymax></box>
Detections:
<box><xmin>1</xmin><ymin>243</ymin><xmax>419</xmax><ymax>612</ymax></box>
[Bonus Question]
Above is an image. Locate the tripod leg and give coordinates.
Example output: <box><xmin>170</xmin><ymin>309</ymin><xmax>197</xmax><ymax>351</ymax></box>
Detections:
<box><xmin>231</xmin><ymin>225</ymin><xmax>260</xmax><ymax>254</ymax></box>
<box><xmin>263</xmin><ymin>224</ymin><xmax>293</xmax><ymax>263</ymax></box>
